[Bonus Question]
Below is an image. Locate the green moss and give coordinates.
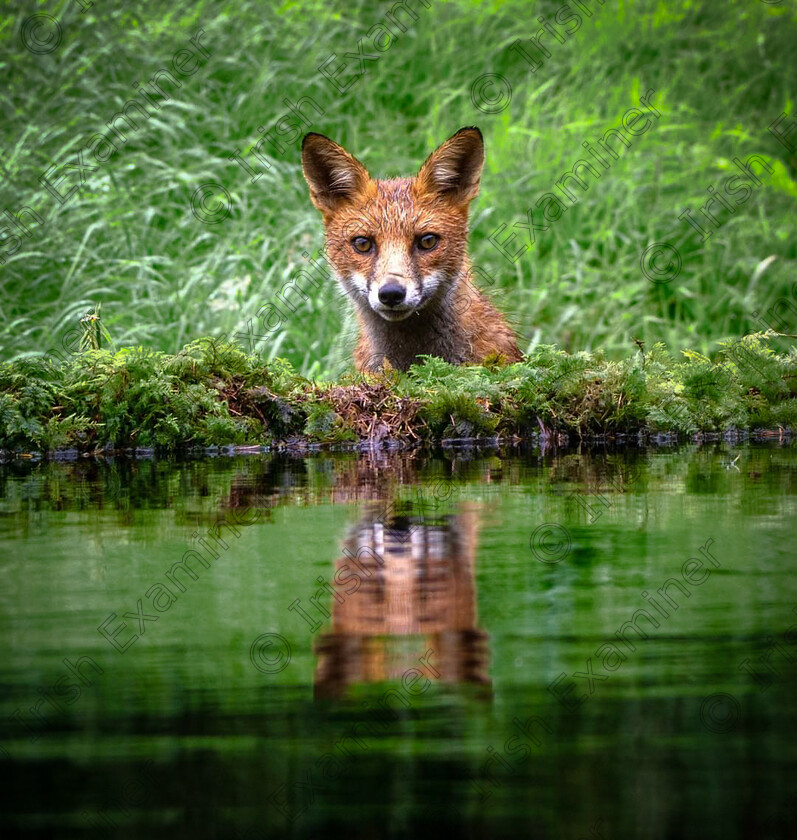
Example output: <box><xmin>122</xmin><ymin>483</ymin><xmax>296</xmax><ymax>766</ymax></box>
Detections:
<box><xmin>303</xmin><ymin>404</ymin><xmax>357</xmax><ymax>444</ymax></box>
<box><xmin>0</xmin><ymin>333</ymin><xmax>794</xmax><ymax>453</ymax></box>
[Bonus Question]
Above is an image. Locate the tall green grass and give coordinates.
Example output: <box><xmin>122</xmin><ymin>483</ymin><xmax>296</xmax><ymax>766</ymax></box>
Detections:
<box><xmin>1</xmin><ymin>0</ymin><xmax>795</xmax><ymax>376</ymax></box>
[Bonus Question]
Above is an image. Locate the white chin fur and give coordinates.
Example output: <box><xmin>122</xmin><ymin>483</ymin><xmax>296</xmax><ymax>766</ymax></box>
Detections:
<box><xmin>374</xmin><ymin>307</ymin><xmax>414</xmax><ymax>322</ymax></box>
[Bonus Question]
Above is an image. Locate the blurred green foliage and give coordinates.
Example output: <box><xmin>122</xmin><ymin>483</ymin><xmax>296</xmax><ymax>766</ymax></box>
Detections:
<box><xmin>0</xmin><ymin>0</ymin><xmax>796</xmax><ymax>377</ymax></box>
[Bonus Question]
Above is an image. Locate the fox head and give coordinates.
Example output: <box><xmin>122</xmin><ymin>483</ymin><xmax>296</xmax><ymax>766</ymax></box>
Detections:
<box><xmin>301</xmin><ymin>127</ymin><xmax>484</xmax><ymax>322</ymax></box>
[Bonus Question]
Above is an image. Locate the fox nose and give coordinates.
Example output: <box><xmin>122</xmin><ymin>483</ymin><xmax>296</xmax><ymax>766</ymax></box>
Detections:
<box><xmin>378</xmin><ymin>283</ymin><xmax>406</xmax><ymax>307</ymax></box>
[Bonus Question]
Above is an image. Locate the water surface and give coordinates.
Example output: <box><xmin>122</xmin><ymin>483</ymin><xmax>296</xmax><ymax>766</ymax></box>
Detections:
<box><xmin>1</xmin><ymin>444</ymin><xmax>795</xmax><ymax>838</ymax></box>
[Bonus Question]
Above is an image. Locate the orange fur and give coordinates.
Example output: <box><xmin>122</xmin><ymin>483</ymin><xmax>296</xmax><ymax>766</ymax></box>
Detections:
<box><xmin>301</xmin><ymin>127</ymin><xmax>522</xmax><ymax>371</ymax></box>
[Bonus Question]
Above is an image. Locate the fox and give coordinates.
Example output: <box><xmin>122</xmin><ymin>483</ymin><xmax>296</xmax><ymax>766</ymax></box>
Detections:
<box><xmin>301</xmin><ymin>127</ymin><xmax>522</xmax><ymax>372</ymax></box>
<box><xmin>313</xmin><ymin>501</ymin><xmax>491</xmax><ymax>698</ymax></box>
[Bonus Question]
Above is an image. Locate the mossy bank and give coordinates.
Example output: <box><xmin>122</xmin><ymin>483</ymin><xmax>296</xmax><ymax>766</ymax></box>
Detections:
<box><xmin>0</xmin><ymin>333</ymin><xmax>794</xmax><ymax>455</ymax></box>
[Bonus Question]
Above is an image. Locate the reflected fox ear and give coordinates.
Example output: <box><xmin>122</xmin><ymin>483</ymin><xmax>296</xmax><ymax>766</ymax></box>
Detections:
<box><xmin>301</xmin><ymin>133</ymin><xmax>371</xmax><ymax>212</ymax></box>
<box><xmin>415</xmin><ymin>127</ymin><xmax>484</xmax><ymax>203</ymax></box>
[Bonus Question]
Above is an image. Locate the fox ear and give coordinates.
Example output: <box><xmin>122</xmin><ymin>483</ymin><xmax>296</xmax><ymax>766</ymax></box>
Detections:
<box><xmin>301</xmin><ymin>133</ymin><xmax>371</xmax><ymax>212</ymax></box>
<box><xmin>415</xmin><ymin>127</ymin><xmax>484</xmax><ymax>203</ymax></box>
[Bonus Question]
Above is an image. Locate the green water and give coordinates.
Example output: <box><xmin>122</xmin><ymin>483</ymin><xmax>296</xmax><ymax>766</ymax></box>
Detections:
<box><xmin>1</xmin><ymin>445</ymin><xmax>795</xmax><ymax>839</ymax></box>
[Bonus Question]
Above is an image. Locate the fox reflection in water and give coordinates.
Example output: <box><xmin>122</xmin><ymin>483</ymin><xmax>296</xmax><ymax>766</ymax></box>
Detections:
<box><xmin>313</xmin><ymin>501</ymin><xmax>491</xmax><ymax>699</ymax></box>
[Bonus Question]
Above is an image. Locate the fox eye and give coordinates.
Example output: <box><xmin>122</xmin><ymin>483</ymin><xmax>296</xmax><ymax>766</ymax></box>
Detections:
<box><xmin>417</xmin><ymin>233</ymin><xmax>439</xmax><ymax>251</ymax></box>
<box><xmin>352</xmin><ymin>236</ymin><xmax>373</xmax><ymax>253</ymax></box>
